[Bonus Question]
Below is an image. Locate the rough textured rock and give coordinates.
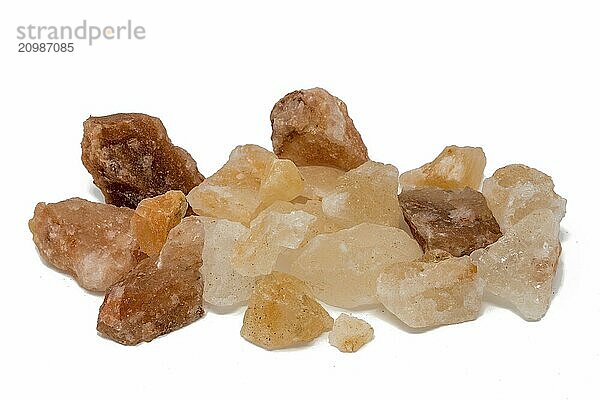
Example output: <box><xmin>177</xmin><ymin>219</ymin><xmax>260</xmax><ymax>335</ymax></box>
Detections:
<box><xmin>270</xmin><ymin>88</ymin><xmax>369</xmax><ymax>171</ymax></box>
<box><xmin>187</xmin><ymin>145</ymin><xmax>303</xmax><ymax>225</ymax></box>
<box><xmin>240</xmin><ymin>272</ymin><xmax>333</xmax><ymax>350</ymax></box>
<box><xmin>299</xmin><ymin>165</ymin><xmax>344</xmax><ymax>200</ymax></box>
<box><xmin>328</xmin><ymin>314</ymin><xmax>374</xmax><ymax>353</ymax></box>
<box><xmin>377</xmin><ymin>250</ymin><xmax>484</xmax><ymax>328</ymax></box>
<box><xmin>398</xmin><ymin>187</ymin><xmax>502</xmax><ymax>257</ymax></box>
<box><xmin>283</xmin><ymin>223</ymin><xmax>423</xmax><ymax>308</ymax></box>
<box><xmin>97</xmin><ymin>217</ymin><xmax>205</xmax><ymax>345</ymax></box>
<box><xmin>482</xmin><ymin>164</ymin><xmax>567</xmax><ymax>232</ymax></box>
<box><xmin>233</xmin><ymin>206</ymin><xmax>317</xmax><ymax>277</ymax></box>
<box><xmin>130</xmin><ymin>190</ymin><xmax>188</xmax><ymax>256</ymax></box>
<box><xmin>471</xmin><ymin>209</ymin><xmax>561</xmax><ymax>321</ymax></box>
<box><xmin>322</xmin><ymin>161</ymin><xmax>401</xmax><ymax>228</ymax></box>
<box><xmin>200</xmin><ymin>217</ymin><xmax>255</xmax><ymax>306</ymax></box>
<box><xmin>399</xmin><ymin>146</ymin><xmax>486</xmax><ymax>190</ymax></box>
<box><xmin>29</xmin><ymin>198</ymin><xmax>144</xmax><ymax>292</ymax></box>
<box><xmin>82</xmin><ymin>113</ymin><xmax>204</xmax><ymax>208</ymax></box>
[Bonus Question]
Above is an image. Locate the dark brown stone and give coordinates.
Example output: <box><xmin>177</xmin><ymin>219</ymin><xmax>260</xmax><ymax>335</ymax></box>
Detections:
<box><xmin>82</xmin><ymin>113</ymin><xmax>204</xmax><ymax>209</ymax></box>
<box><xmin>398</xmin><ymin>187</ymin><xmax>502</xmax><ymax>257</ymax></box>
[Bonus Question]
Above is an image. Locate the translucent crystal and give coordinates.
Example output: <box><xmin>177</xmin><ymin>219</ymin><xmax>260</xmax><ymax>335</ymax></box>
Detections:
<box><xmin>398</xmin><ymin>187</ymin><xmax>502</xmax><ymax>256</ymax></box>
<box><xmin>328</xmin><ymin>314</ymin><xmax>374</xmax><ymax>353</ymax></box>
<box><xmin>130</xmin><ymin>190</ymin><xmax>188</xmax><ymax>256</ymax></box>
<box><xmin>399</xmin><ymin>146</ymin><xmax>486</xmax><ymax>190</ymax></box>
<box><xmin>97</xmin><ymin>217</ymin><xmax>205</xmax><ymax>345</ymax></box>
<box><xmin>240</xmin><ymin>272</ymin><xmax>333</xmax><ymax>350</ymax></box>
<box><xmin>471</xmin><ymin>209</ymin><xmax>561</xmax><ymax>321</ymax></box>
<box><xmin>482</xmin><ymin>164</ymin><xmax>566</xmax><ymax>232</ymax></box>
<box><xmin>322</xmin><ymin>161</ymin><xmax>401</xmax><ymax>228</ymax></box>
<box><xmin>283</xmin><ymin>223</ymin><xmax>423</xmax><ymax>308</ymax></box>
<box><xmin>29</xmin><ymin>198</ymin><xmax>144</xmax><ymax>292</ymax></box>
<box><xmin>299</xmin><ymin>165</ymin><xmax>344</xmax><ymax>200</ymax></box>
<box><xmin>258</xmin><ymin>158</ymin><xmax>304</xmax><ymax>205</ymax></box>
<box><xmin>82</xmin><ymin>113</ymin><xmax>204</xmax><ymax>208</ymax></box>
<box><xmin>377</xmin><ymin>250</ymin><xmax>484</xmax><ymax>328</ymax></box>
<box><xmin>270</xmin><ymin>87</ymin><xmax>369</xmax><ymax>171</ymax></box>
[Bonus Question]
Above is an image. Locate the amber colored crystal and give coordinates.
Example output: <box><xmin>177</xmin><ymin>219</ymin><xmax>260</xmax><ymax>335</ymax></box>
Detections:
<box><xmin>130</xmin><ymin>190</ymin><xmax>188</xmax><ymax>256</ymax></box>
<box><xmin>398</xmin><ymin>187</ymin><xmax>502</xmax><ymax>257</ymax></box>
<box><xmin>240</xmin><ymin>271</ymin><xmax>333</xmax><ymax>350</ymax></box>
<box><xmin>29</xmin><ymin>198</ymin><xmax>145</xmax><ymax>292</ymax></box>
<box><xmin>270</xmin><ymin>88</ymin><xmax>369</xmax><ymax>171</ymax></box>
<box><xmin>328</xmin><ymin>314</ymin><xmax>374</xmax><ymax>353</ymax></box>
<box><xmin>97</xmin><ymin>217</ymin><xmax>205</xmax><ymax>345</ymax></box>
<box><xmin>82</xmin><ymin>113</ymin><xmax>204</xmax><ymax>208</ymax></box>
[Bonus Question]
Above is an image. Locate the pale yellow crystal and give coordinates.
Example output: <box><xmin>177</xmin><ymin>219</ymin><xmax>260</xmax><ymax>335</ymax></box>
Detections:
<box><xmin>471</xmin><ymin>209</ymin><xmax>561</xmax><ymax>321</ymax></box>
<box><xmin>377</xmin><ymin>250</ymin><xmax>484</xmax><ymax>328</ymax></box>
<box><xmin>258</xmin><ymin>158</ymin><xmax>304</xmax><ymax>206</ymax></box>
<box><xmin>186</xmin><ymin>145</ymin><xmax>275</xmax><ymax>224</ymax></box>
<box><xmin>399</xmin><ymin>146</ymin><xmax>486</xmax><ymax>190</ymax></box>
<box><xmin>283</xmin><ymin>223</ymin><xmax>423</xmax><ymax>308</ymax></box>
<box><xmin>199</xmin><ymin>217</ymin><xmax>255</xmax><ymax>307</ymax></box>
<box><xmin>328</xmin><ymin>314</ymin><xmax>374</xmax><ymax>353</ymax></box>
<box><xmin>130</xmin><ymin>190</ymin><xmax>188</xmax><ymax>256</ymax></box>
<box><xmin>299</xmin><ymin>165</ymin><xmax>344</xmax><ymax>200</ymax></box>
<box><xmin>482</xmin><ymin>164</ymin><xmax>566</xmax><ymax>232</ymax></box>
<box><xmin>240</xmin><ymin>271</ymin><xmax>333</xmax><ymax>350</ymax></box>
<box><xmin>322</xmin><ymin>161</ymin><xmax>401</xmax><ymax>228</ymax></box>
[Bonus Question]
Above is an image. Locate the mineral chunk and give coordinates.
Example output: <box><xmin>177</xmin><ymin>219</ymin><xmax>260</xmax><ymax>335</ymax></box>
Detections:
<box><xmin>398</xmin><ymin>187</ymin><xmax>502</xmax><ymax>257</ymax></box>
<box><xmin>97</xmin><ymin>217</ymin><xmax>205</xmax><ymax>345</ymax></box>
<box><xmin>82</xmin><ymin>113</ymin><xmax>204</xmax><ymax>208</ymax></box>
<box><xmin>322</xmin><ymin>161</ymin><xmax>401</xmax><ymax>228</ymax></box>
<box><xmin>471</xmin><ymin>209</ymin><xmax>561</xmax><ymax>321</ymax></box>
<box><xmin>270</xmin><ymin>88</ymin><xmax>369</xmax><ymax>171</ymax></box>
<box><xmin>130</xmin><ymin>190</ymin><xmax>188</xmax><ymax>256</ymax></box>
<box><xmin>328</xmin><ymin>314</ymin><xmax>374</xmax><ymax>353</ymax></box>
<box><xmin>200</xmin><ymin>218</ymin><xmax>255</xmax><ymax>307</ymax></box>
<box><xmin>399</xmin><ymin>146</ymin><xmax>486</xmax><ymax>190</ymax></box>
<box><xmin>482</xmin><ymin>164</ymin><xmax>567</xmax><ymax>232</ymax></box>
<box><xmin>29</xmin><ymin>198</ymin><xmax>144</xmax><ymax>292</ymax></box>
<box><xmin>233</xmin><ymin>206</ymin><xmax>317</xmax><ymax>277</ymax></box>
<box><xmin>187</xmin><ymin>145</ymin><xmax>303</xmax><ymax>225</ymax></box>
<box><xmin>240</xmin><ymin>272</ymin><xmax>333</xmax><ymax>350</ymax></box>
<box><xmin>299</xmin><ymin>165</ymin><xmax>344</xmax><ymax>200</ymax></box>
<box><xmin>377</xmin><ymin>250</ymin><xmax>484</xmax><ymax>328</ymax></box>
<box><xmin>284</xmin><ymin>224</ymin><xmax>423</xmax><ymax>308</ymax></box>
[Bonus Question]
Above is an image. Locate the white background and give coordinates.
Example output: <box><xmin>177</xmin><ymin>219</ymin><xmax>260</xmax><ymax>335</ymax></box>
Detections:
<box><xmin>1</xmin><ymin>1</ymin><xmax>598</xmax><ymax>399</ymax></box>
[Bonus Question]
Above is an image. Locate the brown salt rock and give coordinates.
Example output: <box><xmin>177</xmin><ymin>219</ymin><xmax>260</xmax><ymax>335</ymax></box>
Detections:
<box><xmin>29</xmin><ymin>198</ymin><xmax>144</xmax><ymax>292</ymax></box>
<box><xmin>82</xmin><ymin>113</ymin><xmax>204</xmax><ymax>208</ymax></box>
<box><xmin>398</xmin><ymin>187</ymin><xmax>502</xmax><ymax>257</ymax></box>
<box><xmin>399</xmin><ymin>146</ymin><xmax>486</xmax><ymax>190</ymax></box>
<box><xmin>130</xmin><ymin>190</ymin><xmax>188</xmax><ymax>256</ymax></box>
<box><xmin>270</xmin><ymin>88</ymin><xmax>369</xmax><ymax>171</ymax></box>
<box><xmin>240</xmin><ymin>272</ymin><xmax>333</xmax><ymax>350</ymax></box>
<box><xmin>97</xmin><ymin>217</ymin><xmax>205</xmax><ymax>345</ymax></box>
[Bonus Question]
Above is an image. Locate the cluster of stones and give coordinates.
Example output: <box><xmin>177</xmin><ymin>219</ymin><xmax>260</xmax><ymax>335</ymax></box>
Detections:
<box><xmin>29</xmin><ymin>87</ymin><xmax>566</xmax><ymax>350</ymax></box>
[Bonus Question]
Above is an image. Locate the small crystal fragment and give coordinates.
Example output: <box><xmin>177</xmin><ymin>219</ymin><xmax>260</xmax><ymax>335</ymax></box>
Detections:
<box><xmin>398</xmin><ymin>187</ymin><xmax>502</xmax><ymax>257</ymax></box>
<box><xmin>187</xmin><ymin>145</ymin><xmax>303</xmax><ymax>225</ymax></box>
<box><xmin>322</xmin><ymin>161</ymin><xmax>401</xmax><ymax>228</ymax></box>
<box><xmin>270</xmin><ymin>88</ymin><xmax>369</xmax><ymax>171</ymax></box>
<box><xmin>399</xmin><ymin>146</ymin><xmax>486</xmax><ymax>190</ymax></box>
<box><xmin>82</xmin><ymin>113</ymin><xmax>204</xmax><ymax>208</ymax></box>
<box><xmin>240</xmin><ymin>272</ymin><xmax>333</xmax><ymax>350</ymax></box>
<box><xmin>284</xmin><ymin>223</ymin><xmax>423</xmax><ymax>308</ymax></box>
<box><xmin>200</xmin><ymin>217</ymin><xmax>255</xmax><ymax>307</ymax></box>
<box><xmin>233</xmin><ymin>206</ymin><xmax>317</xmax><ymax>277</ymax></box>
<box><xmin>377</xmin><ymin>250</ymin><xmax>484</xmax><ymax>328</ymax></box>
<box><xmin>97</xmin><ymin>217</ymin><xmax>205</xmax><ymax>345</ymax></box>
<box><xmin>328</xmin><ymin>314</ymin><xmax>374</xmax><ymax>353</ymax></box>
<box><xmin>130</xmin><ymin>190</ymin><xmax>188</xmax><ymax>256</ymax></box>
<box><xmin>471</xmin><ymin>209</ymin><xmax>561</xmax><ymax>321</ymax></box>
<box><xmin>482</xmin><ymin>164</ymin><xmax>567</xmax><ymax>232</ymax></box>
<box><xmin>29</xmin><ymin>198</ymin><xmax>144</xmax><ymax>292</ymax></box>
<box><xmin>299</xmin><ymin>165</ymin><xmax>344</xmax><ymax>200</ymax></box>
